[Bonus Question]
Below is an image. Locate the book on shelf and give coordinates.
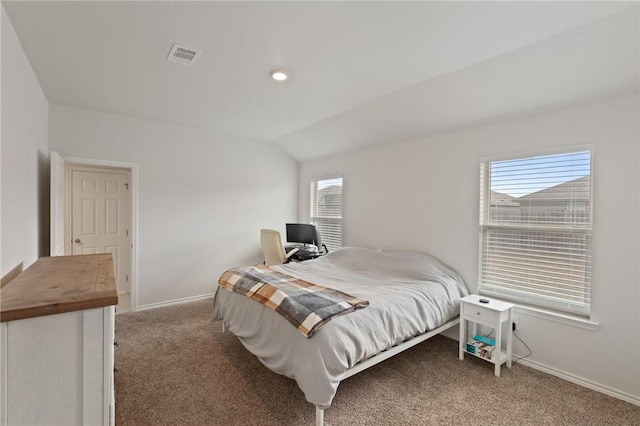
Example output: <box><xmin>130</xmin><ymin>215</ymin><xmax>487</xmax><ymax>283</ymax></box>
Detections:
<box><xmin>466</xmin><ymin>339</ymin><xmax>495</xmax><ymax>361</ymax></box>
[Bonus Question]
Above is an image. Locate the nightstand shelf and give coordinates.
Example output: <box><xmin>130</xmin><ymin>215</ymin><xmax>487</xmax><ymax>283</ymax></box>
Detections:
<box><xmin>463</xmin><ymin>348</ymin><xmax>508</xmax><ymax>364</ymax></box>
<box><xmin>459</xmin><ymin>294</ymin><xmax>513</xmax><ymax>377</ymax></box>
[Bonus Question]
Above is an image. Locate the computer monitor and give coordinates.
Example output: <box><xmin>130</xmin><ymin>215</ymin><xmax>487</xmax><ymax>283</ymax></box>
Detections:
<box><xmin>286</xmin><ymin>223</ymin><xmax>316</xmax><ymax>247</ymax></box>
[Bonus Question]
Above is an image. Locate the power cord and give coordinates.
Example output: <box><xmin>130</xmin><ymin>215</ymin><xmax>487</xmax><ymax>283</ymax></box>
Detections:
<box><xmin>485</xmin><ymin>330</ymin><xmax>494</xmax><ymax>338</ymax></box>
<box><xmin>512</xmin><ymin>329</ymin><xmax>532</xmax><ymax>365</ymax></box>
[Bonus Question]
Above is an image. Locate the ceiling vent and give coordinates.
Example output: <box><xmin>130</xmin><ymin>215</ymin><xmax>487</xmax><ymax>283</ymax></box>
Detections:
<box><xmin>166</xmin><ymin>44</ymin><xmax>201</xmax><ymax>66</ymax></box>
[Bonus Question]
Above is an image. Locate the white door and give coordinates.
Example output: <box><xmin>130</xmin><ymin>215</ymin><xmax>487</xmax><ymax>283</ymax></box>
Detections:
<box><xmin>71</xmin><ymin>170</ymin><xmax>130</xmax><ymax>293</ymax></box>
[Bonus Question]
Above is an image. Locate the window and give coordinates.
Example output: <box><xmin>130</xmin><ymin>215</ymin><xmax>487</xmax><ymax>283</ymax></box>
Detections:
<box><xmin>479</xmin><ymin>150</ymin><xmax>592</xmax><ymax>317</ymax></box>
<box><xmin>310</xmin><ymin>176</ymin><xmax>343</xmax><ymax>251</ymax></box>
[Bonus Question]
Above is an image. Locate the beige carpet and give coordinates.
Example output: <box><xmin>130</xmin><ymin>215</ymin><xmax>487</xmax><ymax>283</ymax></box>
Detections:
<box><xmin>114</xmin><ymin>299</ymin><xmax>639</xmax><ymax>425</ymax></box>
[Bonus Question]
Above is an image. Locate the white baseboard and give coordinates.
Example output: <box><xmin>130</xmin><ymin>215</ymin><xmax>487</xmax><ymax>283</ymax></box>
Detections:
<box><xmin>137</xmin><ymin>293</ymin><xmax>215</xmax><ymax>311</ymax></box>
<box><xmin>449</xmin><ymin>332</ymin><xmax>639</xmax><ymax>406</ymax></box>
<box><xmin>516</xmin><ymin>356</ymin><xmax>640</xmax><ymax>406</ymax></box>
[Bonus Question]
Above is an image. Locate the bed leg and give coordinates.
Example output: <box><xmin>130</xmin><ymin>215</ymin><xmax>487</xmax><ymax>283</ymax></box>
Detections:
<box><xmin>315</xmin><ymin>406</ymin><xmax>324</xmax><ymax>426</ymax></box>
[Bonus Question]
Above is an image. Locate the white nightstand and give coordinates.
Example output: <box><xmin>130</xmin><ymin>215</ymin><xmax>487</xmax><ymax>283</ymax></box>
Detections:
<box><xmin>458</xmin><ymin>294</ymin><xmax>514</xmax><ymax>377</ymax></box>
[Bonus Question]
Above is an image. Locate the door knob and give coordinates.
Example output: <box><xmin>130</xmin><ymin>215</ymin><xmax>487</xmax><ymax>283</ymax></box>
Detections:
<box><xmin>74</xmin><ymin>238</ymin><xmax>81</xmax><ymax>243</ymax></box>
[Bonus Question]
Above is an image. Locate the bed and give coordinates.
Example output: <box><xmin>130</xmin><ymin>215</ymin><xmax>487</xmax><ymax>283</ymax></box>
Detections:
<box><xmin>213</xmin><ymin>247</ymin><xmax>469</xmax><ymax>425</ymax></box>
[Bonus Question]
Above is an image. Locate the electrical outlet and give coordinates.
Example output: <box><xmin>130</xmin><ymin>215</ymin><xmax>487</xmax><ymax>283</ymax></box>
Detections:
<box><xmin>512</xmin><ymin>315</ymin><xmax>519</xmax><ymax>331</ymax></box>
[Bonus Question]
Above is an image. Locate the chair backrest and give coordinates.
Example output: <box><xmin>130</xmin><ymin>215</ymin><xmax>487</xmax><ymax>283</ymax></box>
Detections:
<box><xmin>260</xmin><ymin>229</ymin><xmax>286</xmax><ymax>266</ymax></box>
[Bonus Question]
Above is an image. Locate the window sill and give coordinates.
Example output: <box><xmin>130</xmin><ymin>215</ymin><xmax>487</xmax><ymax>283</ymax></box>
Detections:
<box><xmin>513</xmin><ymin>304</ymin><xmax>599</xmax><ymax>331</ymax></box>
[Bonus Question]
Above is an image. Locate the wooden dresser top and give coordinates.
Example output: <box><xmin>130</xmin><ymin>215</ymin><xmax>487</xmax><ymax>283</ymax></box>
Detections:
<box><xmin>0</xmin><ymin>254</ymin><xmax>118</xmax><ymax>322</ymax></box>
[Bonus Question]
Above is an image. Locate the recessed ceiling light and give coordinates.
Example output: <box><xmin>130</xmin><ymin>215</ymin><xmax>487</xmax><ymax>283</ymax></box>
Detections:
<box><xmin>270</xmin><ymin>70</ymin><xmax>288</xmax><ymax>81</ymax></box>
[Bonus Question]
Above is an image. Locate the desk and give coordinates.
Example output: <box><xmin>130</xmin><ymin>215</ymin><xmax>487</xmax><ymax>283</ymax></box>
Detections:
<box><xmin>285</xmin><ymin>245</ymin><xmax>324</xmax><ymax>262</ymax></box>
<box><xmin>292</xmin><ymin>250</ymin><xmax>324</xmax><ymax>261</ymax></box>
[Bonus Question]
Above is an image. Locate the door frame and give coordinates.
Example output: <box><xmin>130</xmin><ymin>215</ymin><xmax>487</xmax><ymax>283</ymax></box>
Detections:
<box><xmin>50</xmin><ymin>153</ymin><xmax>139</xmax><ymax>312</ymax></box>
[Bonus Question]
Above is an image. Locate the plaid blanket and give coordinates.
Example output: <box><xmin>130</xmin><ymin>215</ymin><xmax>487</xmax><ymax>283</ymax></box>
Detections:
<box><xmin>218</xmin><ymin>264</ymin><xmax>369</xmax><ymax>338</ymax></box>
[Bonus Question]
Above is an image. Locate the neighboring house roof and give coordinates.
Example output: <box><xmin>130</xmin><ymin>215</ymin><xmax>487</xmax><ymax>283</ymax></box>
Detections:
<box><xmin>491</xmin><ymin>191</ymin><xmax>520</xmax><ymax>207</ymax></box>
<box><xmin>318</xmin><ymin>185</ymin><xmax>343</xmax><ymax>196</ymax></box>
<box><xmin>517</xmin><ymin>176</ymin><xmax>591</xmax><ymax>203</ymax></box>
<box><xmin>317</xmin><ymin>185</ymin><xmax>343</xmax><ymax>216</ymax></box>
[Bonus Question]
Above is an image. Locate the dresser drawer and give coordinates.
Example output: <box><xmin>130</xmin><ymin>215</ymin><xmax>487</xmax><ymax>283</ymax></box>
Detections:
<box><xmin>463</xmin><ymin>303</ymin><xmax>500</xmax><ymax>323</ymax></box>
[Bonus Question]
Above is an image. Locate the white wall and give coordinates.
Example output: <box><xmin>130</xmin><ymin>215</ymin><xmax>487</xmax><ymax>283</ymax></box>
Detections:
<box><xmin>1</xmin><ymin>6</ymin><xmax>49</xmax><ymax>276</ymax></box>
<box><xmin>299</xmin><ymin>94</ymin><xmax>640</xmax><ymax>403</ymax></box>
<box><xmin>49</xmin><ymin>105</ymin><xmax>297</xmax><ymax>307</ymax></box>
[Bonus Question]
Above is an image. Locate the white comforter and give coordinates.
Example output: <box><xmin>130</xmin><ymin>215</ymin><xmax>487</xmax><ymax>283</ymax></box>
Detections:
<box><xmin>212</xmin><ymin>247</ymin><xmax>469</xmax><ymax>408</ymax></box>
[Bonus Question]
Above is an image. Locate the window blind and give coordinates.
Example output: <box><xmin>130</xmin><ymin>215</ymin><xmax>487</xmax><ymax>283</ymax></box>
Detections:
<box><xmin>479</xmin><ymin>151</ymin><xmax>592</xmax><ymax>316</ymax></box>
<box><xmin>310</xmin><ymin>176</ymin><xmax>343</xmax><ymax>251</ymax></box>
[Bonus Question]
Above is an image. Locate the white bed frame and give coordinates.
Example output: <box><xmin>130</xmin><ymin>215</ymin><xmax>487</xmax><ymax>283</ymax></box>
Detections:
<box><xmin>313</xmin><ymin>317</ymin><xmax>459</xmax><ymax>426</ymax></box>
<box><xmin>225</xmin><ymin>316</ymin><xmax>460</xmax><ymax>426</ymax></box>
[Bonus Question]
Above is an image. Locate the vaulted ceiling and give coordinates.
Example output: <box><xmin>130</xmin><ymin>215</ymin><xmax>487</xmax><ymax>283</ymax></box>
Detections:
<box><xmin>4</xmin><ymin>1</ymin><xmax>639</xmax><ymax>161</ymax></box>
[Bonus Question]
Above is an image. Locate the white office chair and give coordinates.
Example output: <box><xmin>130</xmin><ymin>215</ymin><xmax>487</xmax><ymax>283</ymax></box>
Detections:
<box><xmin>260</xmin><ymin>229</ymin><xmax>299</xmax><ymax>266</ymax></box>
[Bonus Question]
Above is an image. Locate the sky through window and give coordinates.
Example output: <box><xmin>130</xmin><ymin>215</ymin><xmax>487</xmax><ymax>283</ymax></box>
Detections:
<box><xmin>490</xmin><ymin>151</ymin><xmax>591</xmax><ymax>198</ymax></box>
